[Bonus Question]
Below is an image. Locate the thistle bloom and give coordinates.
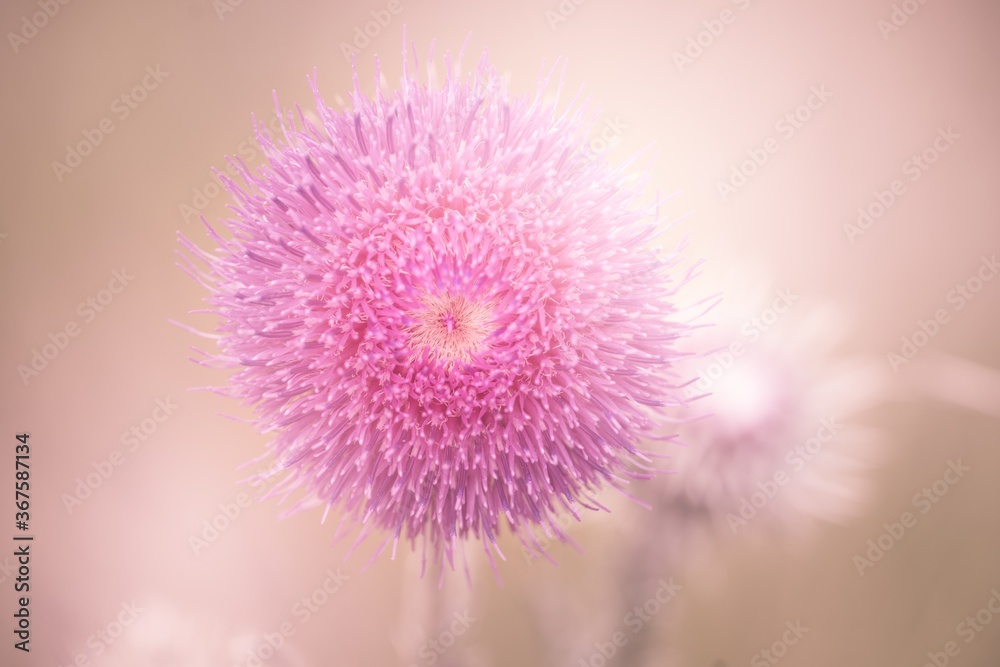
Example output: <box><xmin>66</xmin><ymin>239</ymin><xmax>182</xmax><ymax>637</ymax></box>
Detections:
<box><xmin>650</xmin><ymin>270</ymin><xmax>887</xmax><ymax>537</ymax></box>
<box><xmin>179</xmin><ymin>43</ymin><xmax>694</xmax><ymax>571</ymax></box>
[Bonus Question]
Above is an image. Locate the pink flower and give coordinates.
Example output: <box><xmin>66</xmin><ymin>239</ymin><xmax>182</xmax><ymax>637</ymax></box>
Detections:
<box><xmin>179</xmin><ymin>42</ymin><xmax>695</xmax><ymax>572</ymax></box>
<box><xmin>655</xmin><ymin>268</ymin><xmax>887</xmax><ymax>537</ymax></box>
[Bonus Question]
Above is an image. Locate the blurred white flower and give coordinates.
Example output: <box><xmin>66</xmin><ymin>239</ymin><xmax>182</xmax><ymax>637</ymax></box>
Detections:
<box><xmin>91</xmin><ymin>601</ymin><xmax>306</xmax><ymax>667</ymax></box>
<box><xmin>648</xmin><ymin>264</ymin><xmax>890</xmax><ymax>538</ymax></box>
<box><xmin>597</xmin><ymin>267</ymin><xmax>891</xmax><ymax>667</ymax></box>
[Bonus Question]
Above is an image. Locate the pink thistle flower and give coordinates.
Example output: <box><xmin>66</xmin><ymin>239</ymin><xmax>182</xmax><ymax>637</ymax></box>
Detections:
<box><xmin>179</xmin><ymin>41</ymin><xmax>696</xmax><ymax>573</ymax></box>
<box><xmin>652</xmin><ymin>267</ymin><xmax>888</xmax><ymax>538</ymax></box>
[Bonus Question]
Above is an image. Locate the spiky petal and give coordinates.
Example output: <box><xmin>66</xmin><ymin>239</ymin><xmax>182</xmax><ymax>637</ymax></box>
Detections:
<box><xmin>179</xmin><ymin>44</ymin><xmax>695</xmax><ymax>571</ymax></box>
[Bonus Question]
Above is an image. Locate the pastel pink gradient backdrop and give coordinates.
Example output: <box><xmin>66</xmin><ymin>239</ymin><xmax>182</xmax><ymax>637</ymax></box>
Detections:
<box><xmin>2</xmin><ymin>0</ymin><xmax>999</xmax><ymax>665</ymax></box>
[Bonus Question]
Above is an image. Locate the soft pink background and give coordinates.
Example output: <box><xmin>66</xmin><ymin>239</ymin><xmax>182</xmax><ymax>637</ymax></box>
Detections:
<box><xmin>2</xmin><ymin>0</ymin><xmax>999</xmax><ymax>665</ymax></box>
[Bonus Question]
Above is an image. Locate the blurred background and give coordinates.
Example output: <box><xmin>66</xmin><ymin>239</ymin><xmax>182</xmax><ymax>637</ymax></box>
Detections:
<box><xmin>2</xmin><ymin>0</ymin><xmax>999</xmax><ymax>665</ymax></box>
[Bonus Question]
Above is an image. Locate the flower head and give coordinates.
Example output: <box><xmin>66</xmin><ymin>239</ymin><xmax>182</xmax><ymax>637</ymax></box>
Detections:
<box><xmin>179</xmin><ymin>42</ymin><xmax>695</xmax><ymax>570</ymax></box>
<box><xmin>651</xmin><ymin>268</ymin><xmax>887</xmax><ymax>536</ymax></box>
